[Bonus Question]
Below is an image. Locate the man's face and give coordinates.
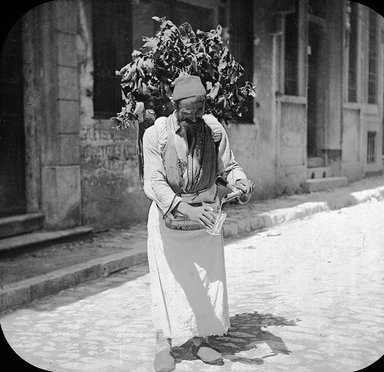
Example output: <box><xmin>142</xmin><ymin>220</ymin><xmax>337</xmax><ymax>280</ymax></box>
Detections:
<box><xmin>176</xmin><ymin>97</ymin><xmax>206</xmax><ymax>124</ymax></box>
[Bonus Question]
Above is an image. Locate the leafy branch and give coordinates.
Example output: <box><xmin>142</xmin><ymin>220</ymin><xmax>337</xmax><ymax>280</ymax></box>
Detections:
<box><xmin>113</xmin><ymin>16</ymin><xmax>257</xmax><ymax>128</ymax></box>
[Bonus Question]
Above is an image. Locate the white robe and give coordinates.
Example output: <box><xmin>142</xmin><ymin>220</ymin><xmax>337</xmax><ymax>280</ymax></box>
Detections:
<box><xmin>143</xmin><ymin>113</ymin><xmax>246</xmax><ymax>345</ymax></box>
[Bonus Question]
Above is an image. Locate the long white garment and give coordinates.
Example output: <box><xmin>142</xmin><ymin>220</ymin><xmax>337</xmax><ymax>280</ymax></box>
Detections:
<box><xmin>143</xmin><ymin>113</ymin><xmax>247</xmax><ymax>345</ymax></box>
<box><xmin>147</xmin><ymin>201</ymin><xmax>230</xmax><ymax>346</ymax></box>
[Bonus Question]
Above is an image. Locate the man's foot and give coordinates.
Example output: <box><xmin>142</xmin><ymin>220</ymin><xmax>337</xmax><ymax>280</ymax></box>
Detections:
<box><xmin>154</xmin><ymin>338</ymin><xmax>175</xmax><ymax>372</ymax></box>
<box><xmin>191</xmin><ymin>338</ymin><xmax>224</xmax><ymax>366</ymax></box>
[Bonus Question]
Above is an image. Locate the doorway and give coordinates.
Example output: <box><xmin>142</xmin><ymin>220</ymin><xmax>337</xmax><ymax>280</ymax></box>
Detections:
<box><xmin>0</xmin><ymin>20</ymin><xmax>26</xmax><ymax>217</ymax></box>
<box><xmin>307</xmin><ymin>18</ymin><xmax>327</xmax><ymax>166</ymax></box>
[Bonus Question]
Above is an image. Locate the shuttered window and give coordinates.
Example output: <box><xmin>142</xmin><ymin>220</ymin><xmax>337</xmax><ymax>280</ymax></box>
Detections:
<box><xmin>347</xmin><ymin>1</ymin><xmax>359</xmax><ymax>102</ymax></box>
<box><xmin>92</xmin><ymin>0</ymin><xmax>132</xmax><ymax>118</ymax></box>
<box><xmin>367</xmin><ymin>131</ymin><xmax>376</xmax><ymax>163</ymax></box>
<box><xmin>367</xmin><ymin>9</ymin><xmax>378</xmax><ymax>104</ymax></box>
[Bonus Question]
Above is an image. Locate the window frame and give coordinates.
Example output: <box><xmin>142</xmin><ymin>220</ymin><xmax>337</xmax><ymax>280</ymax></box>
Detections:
<box><xmin>367</xmin><ymin>130</ymin><xmax>377</xmax><ymax>164</ymax></box>
<box><xmin>275</xmin><ymin>0</ymin><xmax>307</xmax><ymax>98</ymax></box>
<box><xmin>345</xmin><ymin>0</ymin><xmax>361</xmax><ymax>103</ymax></box>
<box><xmin>366</xmin><ymin>8</ymin><xmax>379</xmax><ymax>105</ymax></box>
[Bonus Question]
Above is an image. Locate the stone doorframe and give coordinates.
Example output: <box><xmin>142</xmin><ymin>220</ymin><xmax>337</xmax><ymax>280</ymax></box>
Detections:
<box><xmin>22</xmin><ymin>2</ymin><xmax>82</xmax><ymax>230</ymax></box>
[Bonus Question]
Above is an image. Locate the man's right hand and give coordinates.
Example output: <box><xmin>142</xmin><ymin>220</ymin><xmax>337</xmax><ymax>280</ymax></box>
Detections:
<box><xmin>176</xmin><ymin>202</ymin><xmax>216</xmax><ymax>228</ymax></box>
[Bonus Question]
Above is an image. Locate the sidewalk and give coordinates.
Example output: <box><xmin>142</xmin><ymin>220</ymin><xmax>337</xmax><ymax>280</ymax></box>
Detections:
<box><xmin>1</xmin><ymin>175</ymin><xmax>384</xmax><ymax>314</ymax></box>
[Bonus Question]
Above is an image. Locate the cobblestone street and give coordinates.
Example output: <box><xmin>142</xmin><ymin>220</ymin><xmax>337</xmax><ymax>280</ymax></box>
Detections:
<box><xmin>1</xmin><ymin>200</ymin><xmax>384</xmax><ymax>372</ymax></box>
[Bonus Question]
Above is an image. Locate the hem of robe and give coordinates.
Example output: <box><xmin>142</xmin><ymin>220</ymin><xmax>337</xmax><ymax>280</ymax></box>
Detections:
<box><xmin>147</xmin><ymin>201</ymin><xmax>230</xmax><ymax>347</ymax></box>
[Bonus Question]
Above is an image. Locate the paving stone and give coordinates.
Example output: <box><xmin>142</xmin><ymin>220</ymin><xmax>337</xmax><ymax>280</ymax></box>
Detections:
<box><xmin>1</xmin><ymin>185</ymin><xmax>384</xmax><ymax>371</ymax></box>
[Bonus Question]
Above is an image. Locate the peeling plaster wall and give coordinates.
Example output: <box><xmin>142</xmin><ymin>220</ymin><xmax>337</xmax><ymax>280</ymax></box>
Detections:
<box><xmin>77</xmin><ymin>0</ymin><xmax>150</xmax><ymax>231</ymax></box>
<box><xmin>225</xmin><ymin>0</ymin><xmax>279</xmax><ymax>199</ymax></box>
<box><xmin>225</xmin><ymin>0</ymin><xmax>309</xmax><ymax>198</ymax></box>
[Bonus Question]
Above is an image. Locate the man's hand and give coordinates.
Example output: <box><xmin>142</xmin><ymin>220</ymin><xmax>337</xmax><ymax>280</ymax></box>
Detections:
<box><xmin>176</xmin><ymin>202</ymin><xmax>216</xmax><ymax>228</ymax></box>
<box><xmin>234</xmin><ymin>178</ymin><xmax>255</xmax><ymax>194</ymax></box>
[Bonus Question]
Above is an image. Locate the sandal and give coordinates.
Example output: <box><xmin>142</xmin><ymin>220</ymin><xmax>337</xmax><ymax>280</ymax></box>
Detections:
<box><xmin>154</xmin><ymin>348</ymin><xmax>175</xmax><ymax>372</ymax></box>
<box><xmin>191</xmin><ymin>340</ymin><xmax>224</xmax><ymax>366</ymax></box>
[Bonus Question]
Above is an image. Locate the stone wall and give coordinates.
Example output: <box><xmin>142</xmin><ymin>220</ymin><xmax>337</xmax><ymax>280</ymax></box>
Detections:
<box><xmin>77</xmin><ymin>0</ymin><xmax>150</xmax><ymax>231</ymax></box>
<box><xmin>341</xmin><ymin>6</ymin><xmax>384</xmax><ymax>180</ymax></box>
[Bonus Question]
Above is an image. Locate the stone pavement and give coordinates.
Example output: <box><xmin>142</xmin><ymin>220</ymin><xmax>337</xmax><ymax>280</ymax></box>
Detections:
<box><xmin>1</xmin><ymin>176</ymin><xmax>384</xmax><ymax>313</ymax></box>
<box><xmin>1</xmin><ymin>199</ymin><xmax>384</xmax><ymax>371</ymax></box>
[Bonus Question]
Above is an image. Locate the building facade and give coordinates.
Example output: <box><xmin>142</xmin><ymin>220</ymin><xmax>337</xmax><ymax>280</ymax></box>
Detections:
<box><xmin>0</xmin><ymin>0</ymin><xmax>383</xmax><ymax>233</ymax></box>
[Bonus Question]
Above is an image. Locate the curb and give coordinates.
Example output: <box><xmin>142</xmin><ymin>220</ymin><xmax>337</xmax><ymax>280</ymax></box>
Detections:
<box><xmin>1</xmin><ymin>185</ymin><xmax>384</xmax><ymax>314</ymax></box>
<box><xmin>1</xmin><ymin>248</ymin><xmax>147</xmax><ymax>314</ymax></box>
<box><xmin>222</xmin><ymin>185</ymin><xmax>384</xmax><ymax>237</ymax></box>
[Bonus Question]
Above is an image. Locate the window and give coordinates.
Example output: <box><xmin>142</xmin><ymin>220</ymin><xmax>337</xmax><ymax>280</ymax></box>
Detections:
<box><xmin>229</xmin><ymin>0</ymin><xmax>254</xmax><ymax>121</ymax></box>
<box><xmin>218</xmin><ymin>4</ymin><xmax>227</xmax><ymax>28</ymax></box>
<box><xmin>367</xmin><ymin>131</ymin><xmax>376</xmax><ymax>163</ymax></box>
<box><xmin>173</xmin><ymin>1</ymin><xmax>214</xmax><ymax>30</ymax></box>
<box><xmin>153</xmin><ymin>0</ymin><xmax>253</xmax><ymax>122</ymax></box>
<box><xmin>92</xmin><ymin>0</ymin><xmax>132</xmax><ymax>118</ymax></box>
<box><xmin>347</xmin><ymin>1</ymin><xmax>359</xmax><ymax>102</ymax></box>
<box><xmin>367</xmin><ymin>9</ymin><xmax>378</xmax><ymax>104</ymax></box>
<box><xmin>155</xmin><ymin>0</ymin><xmax>215</xmax><ymax>31</ymax></box>
<box><xmin>275</xmin><ymin>0</ymin><xmax>303</xmax><ymax>97</ymax></box>
<box><xmin>308</xmin><ymin>0</ymin><xmax>326</xmax><ymax>18</ymax></box>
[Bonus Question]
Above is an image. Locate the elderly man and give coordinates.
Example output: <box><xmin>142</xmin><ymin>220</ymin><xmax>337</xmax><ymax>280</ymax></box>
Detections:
<box><xmin>143</xmin><ymin>75</ymin><xmax>254</xmax><ymax>371</ymax></box>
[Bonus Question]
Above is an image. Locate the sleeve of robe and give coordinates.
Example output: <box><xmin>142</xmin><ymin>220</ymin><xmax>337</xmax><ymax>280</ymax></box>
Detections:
<box><xmin>142</xmin><ymin>117</ymin><xmax>182</xmax><ymax>215</ymax></box>
<box><xmin>143</xmin><ymin>114</ymin><xmax>248</xmax><ymax>214</ymax></box>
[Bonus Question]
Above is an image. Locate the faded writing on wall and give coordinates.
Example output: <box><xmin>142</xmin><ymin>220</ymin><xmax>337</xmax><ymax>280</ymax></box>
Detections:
<box><xmin>81</xmin><ymin>126</ymin><xmax>137</xmax><ymax>171</ymax></box>
<box><xmin>81</xmin><ymin>127</ymin><xmax>131</xmax><ymax>142</ymax></box>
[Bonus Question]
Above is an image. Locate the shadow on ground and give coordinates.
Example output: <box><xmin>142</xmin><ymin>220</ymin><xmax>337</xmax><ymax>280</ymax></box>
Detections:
<box><xmin>172</xmin><ymin>311</ymin><xmax>296</xmax><ymax>366</ymax></box>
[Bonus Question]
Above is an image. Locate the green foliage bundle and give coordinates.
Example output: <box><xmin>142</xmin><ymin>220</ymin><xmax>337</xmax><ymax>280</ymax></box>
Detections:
<box><xmin>114</xmin><ymin>16</ymin><xmax>256</xmax><ymax>127</ymax></box>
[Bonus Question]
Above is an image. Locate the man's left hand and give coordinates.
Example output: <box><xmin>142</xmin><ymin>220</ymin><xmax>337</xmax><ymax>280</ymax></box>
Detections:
<box><xmin>234</xmin><ymin>179</ymin><xmax>255</xmax><ymax>194</ymax></box>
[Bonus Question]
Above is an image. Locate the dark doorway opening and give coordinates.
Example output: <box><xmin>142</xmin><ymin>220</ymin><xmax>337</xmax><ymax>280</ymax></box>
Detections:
<box><xmin>0</xmin><ymin>19</ymin><xmax>26</xmax><ymax>217</ymax></box>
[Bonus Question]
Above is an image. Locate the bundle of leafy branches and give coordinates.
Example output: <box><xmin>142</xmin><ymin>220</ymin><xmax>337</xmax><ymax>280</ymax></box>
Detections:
<box><xmin>114</xmin><ymin>16</ymin><xmax>256</xmax><ymax>128</ymax></box>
